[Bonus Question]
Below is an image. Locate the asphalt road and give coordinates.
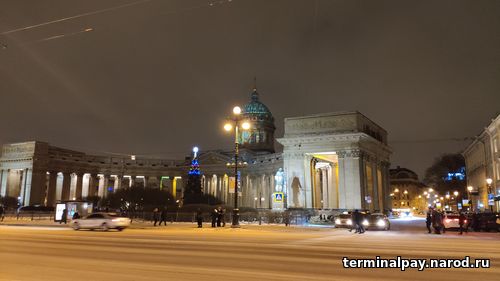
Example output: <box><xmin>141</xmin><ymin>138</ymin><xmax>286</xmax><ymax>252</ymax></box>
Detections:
<box><xmin>0</xmin><ymin>219</ymin><xmax>499</xmax><ymax>281</ymax></box>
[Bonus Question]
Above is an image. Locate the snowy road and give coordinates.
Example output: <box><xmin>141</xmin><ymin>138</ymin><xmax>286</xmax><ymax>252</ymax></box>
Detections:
<box><xmin>0</xmin><ymin>219</ymin><xmax>498</xmax><ymax>281</ymax></box>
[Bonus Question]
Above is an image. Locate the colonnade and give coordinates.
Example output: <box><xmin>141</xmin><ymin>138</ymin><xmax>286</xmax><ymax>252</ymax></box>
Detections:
<box><xmin>201</xmin><ymin>172</ymin><xmax>278</xmax><ymax>209</ymax></box>
<box><xmin>0</xmin><ymin>168</ymin><xmax>183</xmax><ymax>207</ymax></box>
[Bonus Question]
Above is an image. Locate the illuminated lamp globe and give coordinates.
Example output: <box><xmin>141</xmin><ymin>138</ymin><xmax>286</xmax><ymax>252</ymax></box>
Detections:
<box><xmin>486</xmin><ymin>178</ymin><xmax>493</xmax><ymax>185</ymax></box>
<box><xmin>224</xmin><ymin>123</ymin><xmax>233</xmax><ymax>131</ymax></box>
<box><xmin>233</xmin><ymin>106</ymin><xmax>242</xmax><ymax>115</ymax></box>
<box><xmin>193</xmin><ymin>147</ymin><xmax>199</xmax><ymax>153</ymax></box>
<box><xmin>241</xmin><ymin>122</ymin><xmax>251</xmax><ymax>130</ymax></box>
<box><xmin>467</xmin><ymin>186</ymin><xmax>473</xmax><ymax>192</ymax></box>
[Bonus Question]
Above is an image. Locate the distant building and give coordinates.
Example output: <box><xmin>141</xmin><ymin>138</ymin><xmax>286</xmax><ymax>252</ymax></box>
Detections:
<box><xmin>0</xmin><ymin>88</ymin><xmax>391</xmax><ymax>211</ymax></box>
<box><xmin>389</xmin><ymin>166</ymin><xmax>427</xmax><ymax>212</ymax></box>
<box><xmin>463</xmin><ymin>114</ymin><xmax>500</xmax><ymax>211</ymax></box>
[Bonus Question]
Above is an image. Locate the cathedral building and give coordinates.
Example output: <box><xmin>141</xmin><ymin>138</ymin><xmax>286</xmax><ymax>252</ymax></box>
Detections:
<box><xmin>0</xmin><ymin>88</ymin><xmax>391</xmax><ymax>211</ymax></box>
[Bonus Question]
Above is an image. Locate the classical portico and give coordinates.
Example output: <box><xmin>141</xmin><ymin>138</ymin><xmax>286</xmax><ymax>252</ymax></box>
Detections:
<box><xmin>278</xmin><ymin>111</ymin><xmax>392</xmax><ymax>211</ymax></box>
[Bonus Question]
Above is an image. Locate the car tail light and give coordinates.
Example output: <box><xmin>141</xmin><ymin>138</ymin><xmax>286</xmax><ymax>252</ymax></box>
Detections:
<box><xmin>464</xmin><ymin>220</ymin><xmax>467</xmax><ymax>223</ymax></box>
<box><xmin>453</xmin><ymin>219</ymin><xmax>459</xmax><ymax>222</ymax></box>
<box><xmin>445</xmin><ymin>219</ymin><xmax>452</xmax><ymax>223</ymax></box>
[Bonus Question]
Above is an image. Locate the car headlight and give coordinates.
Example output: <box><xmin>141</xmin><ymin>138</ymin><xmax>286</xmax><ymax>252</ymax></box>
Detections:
<box><xmin>346</xmin><ymin>219</ymin><xmax>352</xmax><ymax>225</ymax></box>
<box><xmin>335</xmin><ymin>219</ymin><xmax>341</xmax><ymax>224</ymax></box>
<box><xmin>377</xmin><ymin>220</ymin><xmax>386</xmax><ymax>227</ymax></box>
<box><xmin>362</xmin><ymin>220</ymin><xmax>369</xmax><ymax>226</ymax></box>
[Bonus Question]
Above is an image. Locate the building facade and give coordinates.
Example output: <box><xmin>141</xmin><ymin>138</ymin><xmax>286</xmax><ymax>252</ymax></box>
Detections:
<box><xmin>0</xmin><ymin>90</ymin><xmax>391</xmax><ymax>211</ymax></box>
<box><xmin>463</xmin><ymin>114</ymin><xmax>500</xmax><ymax>211</ymax></box>
<box><xmin>389</xmin><ymin>166</ymin><xmax>427</xmax><ymax>212</ymax></box>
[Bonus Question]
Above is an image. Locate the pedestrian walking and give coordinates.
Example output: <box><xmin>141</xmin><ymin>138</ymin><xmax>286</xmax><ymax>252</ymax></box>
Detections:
<box><xmin>0</xmin><ymin>205</ymin><xmax>4</xmax><ymax>222</ymax></box>
<box><xmin>152</xmin><ymin>208</ymin><xmax>160</xmax><ymax>226</ymax></box>
<box><xmin>211</xmin><ymin>208</ymin><xmax>218</xmax><ymax>228</ymax></box>
<box><xmin>216</xmin><ymin>206</ymin><xmax>223</xmax><ymax>227</ymax></box>
<box><xmin>283</xmin><ymin>210</ymin><xmax>290</xmax><ymax>227</ymax></box>
<box><xmin>60</xmin><ymin>209</ymin><xmax>68</xmax><ymax>224</ymax></box>
<box><xmin>441</xmin><ymin>210</ymin><xmax>446</xmax><ymax>233</ymax></box>
<box><xmin>459</xmin><ymin>212</ymin><xmax>467</xmax><ymax>235</ymax></box>
<box><xmin>159</xmin><ymin>207</ymin><xmax>168</xmax><ymax>226</ymax></box>
<box><xmin>357</xmin><ymin>211</ymin><xmax>365</xmax><ymax>234</ymax></box>
<box><xmin>221</xmin><ymin>208</ymin><xmax>226</xmax><ymax>227</ymax></box>
<box><xmin>72</xmin><ymin>211</ymin><xmax>81</xmax><ymax>220</ymax></box>
<box><xmin>349</xmin><ymin>211</ymin><xmax>357</xmax><ymax>233</ymax></box>
<box><xmin>196</xmin><ymin>208</ymin><xmax>203</xmax><ymax>228</ymax></box>
<box><xmin>432</xmin><ymin>209</ymin><xmax>442</xmax><ymax>234</ymax></box>
<box><xmin>425</xmin><ymin>208</ymin><xmax>432</xmax><ymax>234</ymax></box>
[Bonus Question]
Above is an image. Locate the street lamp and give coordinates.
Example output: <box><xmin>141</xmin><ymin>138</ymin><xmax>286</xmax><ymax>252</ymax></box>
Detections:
<box><xmin>486</xmin><ymin>178</ymin><xmax>493</xmax><ymax>211</ymax></box>
<box><xmin>224</xmin><ymin>106</ymin><xmax>250</xmax><ymax>228</ymax></box>
<box><xmin>467</xmin><ymin>186</ymin><xmax>474</xmax><ymax>211</ymax></box>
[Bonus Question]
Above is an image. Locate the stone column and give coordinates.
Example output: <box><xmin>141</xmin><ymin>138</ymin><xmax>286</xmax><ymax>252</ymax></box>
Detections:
<box><xmin>130</xmin><ymin>176</ymin><xmax>136</xmax><ymax>187</ymax></box>
<box><xmin>0</xmin><ymin>169</ymin><xmax>7</xmax><ymax>197</ymax></box>
<box><xmin>29</xmin><ymin>170</ymin><xmax>46</xmax><ymax>205</ymax></box>
<box><xmin>61</xmin><ymin>172</ymin><xmax>71</xmax><ymax>201</ymax></box>
<box><xmin>88</xmin><ymin>174</ymin><xmax>98</xmax><ymax>197</ymax></box>
<box><xmin>337</xmin><ymin>150</ymin><xmax>363</xmax><ymax>210</ymax></box>
<box><xmin>328</xmin><ymin>164</ymin><xmax>338</xmax><ymax>209</ymax></box>
<box><xmin>114</xmin><ymin>175</ymin><xmax>123</xmax><ymax>191</ymax></box>
<box><xmin>303</xmin><ymin>154</ymin><xmax>313</xmax><ymax>208</ymax></box>
<box><xmin>102</xmin><ymin>175</ymin><xmax>110</xmax><ymax>197</ymax></box>
<box><xmin>19</xmin><ymin>168</ymin><xmax>35</xmax><ymax>206</ymax></box>
<box><xmin>47</xmin><ymin>171</ymin><xmax>58</xmax><ymax>206</ymax></box>
<box><xmin>75</xmin><ymin>173</ymin><xmax>84</xmax><ymax>200</ymax></box>
<box><xmin>321</xmin><ymin>168</ymin><xmax>329</xmax><ymax>209</ymax></box>
<box><xmin>371</xmin><ymin>161</ymin><xmax>380</xmax><ymax>211</ymax></box>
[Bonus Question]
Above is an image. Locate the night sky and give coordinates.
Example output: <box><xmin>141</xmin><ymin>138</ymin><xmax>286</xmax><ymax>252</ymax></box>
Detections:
<box><xmin>1</xmin><ymin>0</ymin><xmax>499</xmax><ymax>178</ymax></box>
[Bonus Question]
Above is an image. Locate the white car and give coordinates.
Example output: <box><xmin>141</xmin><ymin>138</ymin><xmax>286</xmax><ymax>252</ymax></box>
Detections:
<box><xmin>443</xmin><ymin>212</ymin><xmax>461</xmax><ymax>230</ymax></box>
<box><xmin>72</xmin><ymin>213</ymin><xmax>131</xmax><ymax>231</ymax></box>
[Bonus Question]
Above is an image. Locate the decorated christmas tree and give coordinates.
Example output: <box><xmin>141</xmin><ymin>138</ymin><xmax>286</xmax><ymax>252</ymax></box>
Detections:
<box><xmin>184</xmin><ymin>147</ymin><xmax>202</xmax><ymax>195</ymax></box>
<box><xmin>183</xmin><ymin>147</ymin><xmax>222</xmax><ymax>205</ymax></box>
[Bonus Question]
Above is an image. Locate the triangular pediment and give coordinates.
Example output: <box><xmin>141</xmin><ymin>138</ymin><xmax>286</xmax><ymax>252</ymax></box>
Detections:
<box><xmin>197</xmin><ymin>151</ymin><xmax>231</xmax><ymax>165</ymax></box>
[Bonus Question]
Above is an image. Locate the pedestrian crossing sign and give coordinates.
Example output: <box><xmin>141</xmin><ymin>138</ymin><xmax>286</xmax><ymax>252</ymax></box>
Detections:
<box><xmin>273</xmin><ymin>192</ymin><xmax>284</xmax><ymax>203</ymax></box>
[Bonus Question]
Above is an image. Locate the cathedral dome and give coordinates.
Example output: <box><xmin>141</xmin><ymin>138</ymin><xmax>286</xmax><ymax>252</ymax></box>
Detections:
<box><xmin>239</xmin><ymin>88</ymin><xmax>276</xmax><ymax>153</ymax></box>
<box><xmin>242</xmin><ymin>90</ymin><xmax>273</xmax><ymax>119</ymax></box>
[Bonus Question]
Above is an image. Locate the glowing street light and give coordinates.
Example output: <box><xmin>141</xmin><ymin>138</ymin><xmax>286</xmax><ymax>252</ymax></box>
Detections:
<box><xmin>223</xmin><ymin>105</ymin><xmax>250</xmax><ymax>228</ymax></box>
<box><xmin>486</xmin><ymin>178</ymin><xmax>493</xmax><ymax>211</ymax></box>
<box><xmin>453</xmin><ymin>191</ymin><xmax>459</xmax><ymax>197</ymax></box>
<box><xmin>232</xmin><ymin>106</ymin><xmax>242</xmax><ymax>115</ymax></box>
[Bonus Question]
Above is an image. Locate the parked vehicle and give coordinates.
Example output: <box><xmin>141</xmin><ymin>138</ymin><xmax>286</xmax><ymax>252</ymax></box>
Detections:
<box><xmin>477</xmin><ymin>213</ymin><xmax>500</xmax><ymax>232</ymax></box>
<box><xmin>72</xmin><ymin>213</ymin><xmax>131</xmax><ymax>231</ymax></box>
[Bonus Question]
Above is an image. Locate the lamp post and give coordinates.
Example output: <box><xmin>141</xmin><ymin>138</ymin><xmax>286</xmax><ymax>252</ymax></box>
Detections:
<box><xmin>467</xmin><ymin>186</ymin><xmax>473</xmax><ymax>211</ymax></box>
<box><xmin>486</xmin><ymin>178</ymin><xmax>493</xmax><ymax>211</ymax></box>
<box><xmin>224</xmin><ymin>106</ymin><xmax>250</xmax><ymax>228</ymax></box>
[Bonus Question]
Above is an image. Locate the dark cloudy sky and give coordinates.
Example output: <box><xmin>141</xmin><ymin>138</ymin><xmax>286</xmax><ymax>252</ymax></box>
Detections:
<box><xmin>1</xmin><ymin>0</ymin><xmax>499</xmax><ymax>178</ymax></box>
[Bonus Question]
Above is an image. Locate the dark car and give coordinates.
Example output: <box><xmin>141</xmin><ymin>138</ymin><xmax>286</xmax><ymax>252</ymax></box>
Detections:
<box><xmin>477</xmin><ymin>213</ymin><xmax>499</xmax><ymax>232</ymax></box>
<box><xmin>362</xmin><ymin>213</ymin><xmax>390</xmax><ymax>230</ymax></box>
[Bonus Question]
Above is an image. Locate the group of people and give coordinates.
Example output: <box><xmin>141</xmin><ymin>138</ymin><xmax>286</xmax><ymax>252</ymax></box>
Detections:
<box><xmin>152</xmin><ymin>207</ymin><xmax>168</xmax><ymax>226</ymax></box>
<box><xmin>211</xmin><ymin>206</ymin><xmax>226</xmax><ymax>228</ymax></box>
<box><xmin>194</xmin><ymin>206</ymin><xmax>226</xmax><ymax>228</ymax></box>
<box><xmin>348</xmin><ymin>209</ymin><xmax>366</xmax><ymax>234</ymax></box>
<box><xmin>425</xmin><ymin>207</ymin><xmax>467</xmax><ymax>235</ymax></box>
